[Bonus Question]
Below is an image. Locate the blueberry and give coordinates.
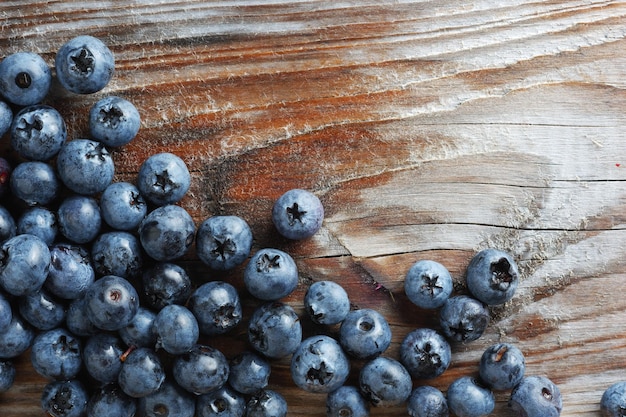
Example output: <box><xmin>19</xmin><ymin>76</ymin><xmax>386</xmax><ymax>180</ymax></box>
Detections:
<box><xmin>91</xmin><ymin>231</ymin><xmax>143</xmax><ymax>278</ymax></box>
<box><xmin>0</xmin><ymin>291</ymin><xmax>11</xmax><ymax>333</ymax></box>
<box><xmin>46</xmin><ymin>243</ymin><xmax>95</xmax><ymax>300</ymax></box>
<box><xmin>0</xmin><ymin>51</ymin><xmax>51</xmax><ymax>106</ymax></box>
<box><xmin>247</xmin><ymin>301</ymin><xmax>302</xmax><ymax>359</ymax></box>
<box><xmin>0</xmin><ymin>205</ymin><xmax>16</xmax><ymax>243</ymax></box>
<box><xmin>118</xmin><ymin>306</ymin><xmax>158</xmax><ymax>348</ymax></box>
<box><xmin>17</xmin><ymin>207</ymin><xmax>58</xmax><ymax>245</ymax></box>
<box><xmin>407</xmin><ymin>385</ymin><xmax>449</xmax><ymax>417</ymax></box>
<box><xmin>479</xmin><ymin>343</ymin><xmax>526</xmax><ymax>391</ymax></box>
<box><xmin>65</xmin><ymin>297</ymin><xmax>99</xmax><ymax>337</ymax></box>
<box><xmin>243</xmin><ymin>248</ymin><xmax>299</xmax><ymax>301</ymax></box>
<box><xmin>30</xmin><ymin>328</ymin><xmax>82</xmax><ymax>380</ymax></box>
<box><xmin>117</xmin><ymin>347</ymin><xmax>165</xmax><ymax>398</ymax></box>
<box><xmin>439</xmin><ymin>295</ymin><xmax>489</xmax><ymax>343</ymax></box>
<box><xmin>291</xmin><ymin>335</ymin><xmax>350</xmax><ymax>393</ymax></box>
<box><xmin>196</xmin><ymin>385</ymin><xmax>246</xmax><ymax>417</ymax></box>
<box><xmin>83</xmin><ymin>333</ymin><xmax>125</xmax><ymax>384</ymax></box>
<box><xmin>41</xmin><ymin>379</ymin><xmax>89</xmax><ymax>417</ymax></box>
<box><xmin>138</xmin><ymin>204</ymin><xmax>196</xmax><ymax>262</ymax></box>
<box><xmin>100</xmin><ymin>181</ymin><xmax>147</xmax><ymax>231</ymax></box>
<box><xmin>399</xmin><ymin>328</ymin><xmax>451</xmax><ymax>379</ymax></box>
<box><xmin>86</xmin><ymin>383</ymin><xmax>138</xmax><ymax>417</ymax></box>
<box><xmin>447</xmin><ymin>376</ymin><xmax>495</xmax><ymax>417</ymax></box>
<box><xmin>0</xmin><ymin>360</ymin><xmax>16</xmax><ymax>393</ymax></box>
<box><xmin>55</xmin><ymin>35</ymin><xmax>115</xmax><ymax>94</ymax></box>
<box><xmin>304</xmin><ymin>280</ymin><xmax>350</xmax><ymax>325</ymax></box>
<box><xmin>142</xmin><ymin>262</ymin><xmax>192</xmax><ymax>310</ymax></box>
<box><xmin>56</xmin><ymin>138</ymin><xmax>115</xmax><ymax>195</ymax></box>
<box><xmin>196</xmin><ymin>215</ymin><xmax>253</xmax><ymax>271</ymax></box>
<box><xmin>466</xmin><ymin>248</ymin><xmax>519</xmax><ymax>305</ymax></box>
<box><xmin>272</xmin><ymin>188</ymin><xmax>324</xmax><ymax>240</ymax></box>
<box><xmin>404</xmin><ymin>259</ymin><xmax>453</xmax><ymax>309</ymax></box>
<box><xmin>137</xmin><ymin>152</ymin><xmax>191</xmax><ymax>206</ymax></box>
<box><xmin>0</xmin><ymin>101</ymin><xmax>13</xmax><ymax>138</ymax></box>
<box><xmin>601</xmin><ymin>381</ymin><xmax>626</xmax><ymax>417</ymax></box>
<box><xmin>89</xmin><ymin>96</ymin><xmax>141</xmax><ymax>147</ymax></box>
<box><xmin>138</xmin><ymin>379</ymin><xmax>196</xmax><ymax>417</ymax></box>
<box><xmin>10</xmin><ymin>161</ymin><xmax>60</xmax><ymax>206</ymax></box>
<box><xmin>57</xmin><ymin>195</ymin><xmax>102</xmax><ymax>244</ymax></box>
<box><xmin>246</xmin><ymin>389</ymin><xmax>288</xmax><ymax>417</ymax></box>
<box><xmin>0</xmin><ymin>233</ymin><xmax>51</xmax><ymax>296</ymax></box>
<box><xmin>172</xmin><ymin>344</ymin><xmax>229</xmax><ymax>395</ymax></box>
<box><xmin>154</xmin><ymin>304</ymin><xmax>199</xmax><ymax>355</ymax></box>
<box><xmin>18</xmin><ymin>288</ymin><xmax>66</xmax><ymax>330</ymax></box>
<box><xmin>509</xmin><ymin>375</ymin><xmax>562</xmax><ymax>417</ymax></box>
<box><xmin>188</xmin><ymin>280</ymin><xmax>242</xmax><ymax>336</ymax></box>
<box><xmin>228</xmin><ymin>351</ymin><xmax>271</xmax><ymax>395</ymax></box>
<box><xmin>0</xmin><ymin>314</ymin><xmax>35</xmax><ymax>359</ymax></box>
<box><xmin>326</xmin><ymin>385</ymin><xmax>370</xmax><ymax>417</ymax></box>
<box><xmin>10</xmin><ymin>104</ymin><xmax>67</xmax><ymax>161</ymax></box>
<box><xmin>339</xmin><ymin>308</ymin><xmax>392</xmax><ymax>360</ymax></box>
<box><xmin>359</xmin><ymin>356</ymin><xmax>412</xmax><ymax>407</ymax></box>
<box><xmin>84</xmin><ymin>275</ymin><xmax>139</xmax><ymax>331</ymax></box>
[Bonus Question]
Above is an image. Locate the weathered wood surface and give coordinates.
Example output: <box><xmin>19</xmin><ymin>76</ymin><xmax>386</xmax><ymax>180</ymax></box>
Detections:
<box><xmin>1</xmin><ymin>1</ymin><xmax>626</xmax><ymax>416</ymax></box>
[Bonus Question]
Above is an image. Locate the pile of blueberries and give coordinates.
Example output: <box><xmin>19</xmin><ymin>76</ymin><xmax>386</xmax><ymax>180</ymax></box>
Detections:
<box><xmin>0</xmin><ymin>34</ymin><xmax>622</xmax><ymax>417</ymax></box>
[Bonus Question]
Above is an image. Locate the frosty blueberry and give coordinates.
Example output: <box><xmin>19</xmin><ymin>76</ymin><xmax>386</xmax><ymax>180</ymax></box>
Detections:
<box><xmin>10</xmin><ymin>104</ymin><xmax>67</xmax><ymax>161</ymax></box>
<box><xmin>447</xmin><ymin>376</ymin><xmax>495</xmax><ymax>417</ymax></box>
<box><xmin>30</xmin><ymin>328</ymin><xmax>82</xmax><ymax>381</ymax></box>
<box><xmin>601</xmin><ymin>381</ymin><xmax>626</xmax><ymax>417</ymax></box>
<box><xmin>339</xmin><ymin>308</ymin><xmax>392</xmax><ymax>360</ymax></box>
<box><xmin>188</xmin><ymin>280</ymin><xmax>242</xmax><ymax>336</ymax></box>
<box><xmin>9</xmin><ymin>161</ymin><xmax>60</xmax><ymax>206</ymax></box>
<box><xmin>243</xmin><ymin>248</ymin><xmax>299</xmax><ymax>301</ymax></box>
<box><xmin>0</xmin><ymin>233</ymin><xmax>51</xmax><ymax>296</ymax></box>
<box><xmin>439</xmin><ymin>295</ymin><xmax>489</xmax><ymax>343</ymax></box>
<box><xmin>137</xmin><ymin>152</ymin><xmax>191</xmax><ymax>206</ymax></box>
<box><xmin>359</xmin><ymin>356</ymin><xmax>412</xmax><ymax>407</ymax></box>
<box><xmin>407</xmin><ymin>385</ymin><xmax>449</xmax><ymax>417</ymax></box>
<box><xmin>172</xmin><ymin>345</ymin><xmax>229</xmax><ymax>395</ymax></box>
<box><xmin>290</xmin><ymin>335</ymin><xmax>350</xmax><ymax>393</ymax></box>
<box><xmin>138</xmin><ymin>204</ymin><xmax>196</xmax><ymax>262</ymax></box>
<box><xmin>195</xmin><ymin>215</ymin><xmax>253</xmax><ymax>271</ymax></box>
<box><xmin>509</xmin><ymin>376</ymin><xmax>562</xmax><ymax>417</ymax></box>
<box><xmin>89</xmin><ymin>95</ymin><xmax>141</xmax><ymax>147</ymax></box>
<box><xmin>0</xmin><ymin>51</ymin><xmax>51</xmax><ymax>106</ymax></box>
<box><xmin>304</xmin><ymin>280</ymin><xmax>350</xmax><ymax>325</ymax></box>
<box><xmin>326</xmin><ymin>385</ymin><xmax>370</xmax><ymax>417</ymax></box>
<box><xmin>479</xmin><ymin>343</ymin><xmax>526</xmax><ymax>391</ymax></box>
<box><xmin>399</xmin><ymin>327</ymin><xmax>451</xmax><ymax>379</ymax></box>
<box><xmin>466</xmin><ymin>248</ymin><xmax>519</xmax><ymax>305</ymax></box>
<box><xmin>55</xmin><ymin>35</ymin><xmax>115</xmax><ymax>94</ymax></box>
<box><xmin>248</xmin><ymin>302</ymin><xmax>302</xmax><ymax>359</ymax></box>
<box><xmin>56</xmin><ymin>138</ymin><xmax>115</xmax><ymax>195</ymax></box>
<box><xmin>404</xmin><ymin>259</ymin><xmax>453</xmax><ymax>309</ymax></box>
<box><xmin>272</xmin><ymin>188</ymin><xmax>324</xmax><ymax>240</ymax></box>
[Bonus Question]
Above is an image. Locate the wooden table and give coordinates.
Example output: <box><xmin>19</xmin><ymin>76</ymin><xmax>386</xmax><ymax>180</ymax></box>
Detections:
<box><xmin>1</xmin><ymin>1</ymin><xmax>625</xmax><ymax>416</ymax></box>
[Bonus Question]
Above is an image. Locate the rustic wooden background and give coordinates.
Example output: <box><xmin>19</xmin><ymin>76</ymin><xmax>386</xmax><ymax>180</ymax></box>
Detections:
<box><xmin>1</xmin><ymin>1</ymin><xmax>625</xmax><ymax>416</ymax></box>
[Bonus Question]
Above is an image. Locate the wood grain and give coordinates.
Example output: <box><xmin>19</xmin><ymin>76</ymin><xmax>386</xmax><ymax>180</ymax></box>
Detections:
<box><xmin>1</xmin><ymin>1</ymin><xmax>625</xmax><ymax>416</ymax></box>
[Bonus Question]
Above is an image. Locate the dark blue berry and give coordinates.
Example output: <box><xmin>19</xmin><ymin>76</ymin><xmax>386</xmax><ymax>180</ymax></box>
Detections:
<box><xmin>91</xmin><ymin>231</ymin><xmax>143</xmax><ymax>278</ymax></box>
<box><xmin>0</xmin><ymin>101</ymin><xmax>11</xmax><ymax>138</ymax></box>
<box><xmin>30</xmin><ymin>328</ymin><xmax>82</xmax><ymax>381</ymax></box>
<box><xmin>138</xmin><ymin>379</ymin><xmax>196</xmax><ymax>417</ymax></box>
<box><xmin>117</xmin><ymin>347</ymin><xmax>165</xmax><ymax>398</ymax></box>
<box><xmin>0</xmin><ymin>314</ymin><xmax>35</xmax><ymax>359</ymax></box>
<box><xmin>46</xmin><ymin>243</ymin><xmax>95</xmax><ymax>300</ymax></box>
<box><xmin>83</xmin><ymin>333</ymin><xmax>125</xmax><ymax>384</ymax></box>
<box><xmin>601</xmin><ymin>381</ymin><xmax>626</xmax><ymax>417</ymax></box>
<box><xmin>228</xmin><ymin>351</ymin><xmax>271</xmax><ymax>395</ymax></box>
<box><xmin>407</xmin><ymin>385</ymin><xmax>449</xmax><ymax>417</ymax></box>
<box><xmin>291</xmin><ymin>335</ymin><xmax>350</xmax><ymax>393</ymax></box>
<box><xmin>247</xmin><ymin>301</ymin><xmax>302</xmax><ymax>359</ymax></box>
<box><xmin>18</xmin><ymin>288</ymin><xmax>66</xmax><ymax>330</ymax></box>
<box><xmin>137</xmin><ymin>152</ymin><xmax>191</xmax><ymax>206</ymax></box>
<box><xmin>0</xmin><ymin>205</ymin><xmax>15</xmax><ymax>244</ymax></box>
<box><xmin>479</xmin><ymin>343</ymin><xmax>525</xmax><ymax>391</ymax></box>
<box><xmin>86</xmin><ymin>383</ymin><xmax>137</xmax><ymax>417</ymax></box>
<box><xmin>0</xmin><ymin>51</ymin><xmax>51</xmax><ymax>106</ymax></box>
<box><xmin>142</xmin><ymin>262</ymin><xmax>192</xmax><ymax>310</ymax></box>
<box><xmin>10</xmin><ymin>104</ymin><xmax>67</xmax><ymax>161</ymax></box>
<box><xmin>243</xmin><ymin>248</ymin><xmax>299</xmax><ymax>301</ymax></box>
<box><xmin>439</xmin><ymin>295</ymin><xmax>489</xmax><ymax>343</ymax></box>
<box><xmin>99</xmin><ymin>181</ymin><xmax>147</xmax><ymax>231</ymax></box>
<box><xmin>339</xmin><ymin>308</ymin><xmax>392</xmax><ymax>360</ymax></box>
<box><xmin>17</xmin><ymin>207</ymin><xmax>57</xmax><ymax>245</ymax></box>
<box><xmin>509</xmin><ymin>376</ymin><xmax>562</xmax><ymax>417</ymax></box>
<box><xmin>41</xmin><ymin>379</ymin><xmax>89</xmax><ymax>417</ymax></box>
<box><xmin>447</xmin><ymin>376</ymin><xmax>495</xmax><ymax>417</ymax></box>
<box><xmin>89</xmin><ymin>96</ymin><xmax>141</xmax><ymax>147</ymax></box>
<box><xmin>404</xmin><ymin>259</ymin><xmax>453</xmax><ymax>309</ymax></box>
<box><xmin>154</xmin><ymin>304</ymin><xmax>199</xmax><ymax>355</ymax></box>
<box><xmin>272</xmin><ymin>188</ymin><xmax>324</xmax><ymax>240</ymax></box>
<box><xmin>10</xmin><ymin>161</ymin><xmax>60</xmax><ymax>206</ymax></box>
<box><xmin>138</xmin><ymin>204</ymin><xmax>196</xmax><ymax>262</ymax></box>
<box><xmin>196</xmin><ymin>215</ymin><xmax>253</xmax><ymax>271</ymax></box>
<box><xmin>0</xmin><ymin>291</ymin><xmax>12</xmax><ymax>333</ymax></box>
<box><xmin>326</xmin><ymin>385</ymin><xmax>370</xmax><ymax>417</ymax></box>
<box><xmin>118</xmin><ymin>306</ymin><xmax>158</xmax><ymax>348</ymax></box>
<box><xmin>0</xmin><ymin>360</ymin><xmax>16</xmax><ymax>393</ymax></box>
<box><xmin>304</xmin><ymin>280</ymin><xmax>350</xmax><ymax>325</ymax></box>
<box><xmin>56</xmin><ymin>138</ymin><xmax>115</xmax><ymax>195</ymax></box>
<box><xmin>246</xmin><ymin>389</ymin><xmax>288</xmax><ymax>417</ymax></box>
<box><xmin>0</xmin><ymin>233</ymin><xmax>50</xmax><ymax>296</ymax></box>
<box><xmin>65</xmin><ymin>297</ymin><xmax>98</xmax><ymax>337</ymax></box>
<box><xmin>399</xmin><ymin>328</ymin><xmax>451</xmax><ymax>380</ymax></box>
<box><xmin>55</xmin><ymin>35</ymin><xmax>115</xmax><ymax>94</ymax></box>
<box><xmin>84</xmin><ymin>275</ymin><xmax>139</xmax><ymax>331</ymax></box>
<box><xmin>172</xmin><ymin>344</ymin><xmax>229</xmax><ymax>395</ymax></box>
<box><xmin>57</xmin><ymin>195</ymin><xmax>102</xmax><ymax>244</ymax></box>
<box><xmin>196</xmin><ymin>385</ymin><xmax>246</xmax><ymax>417</ymax></box>
<box><xmin>466</xmin><ymin>248</ymin><xmax>519</xmax><ymax>305</ymax></box>
<box><xmin>359</xmin><ymin>356</ymin><xmax>412</xmax><ymax>407</ymax></box>
<box><xmin>188</xmin><ymin>280</ymin><xmax>242</xmax><ymax>336</ymax></box>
